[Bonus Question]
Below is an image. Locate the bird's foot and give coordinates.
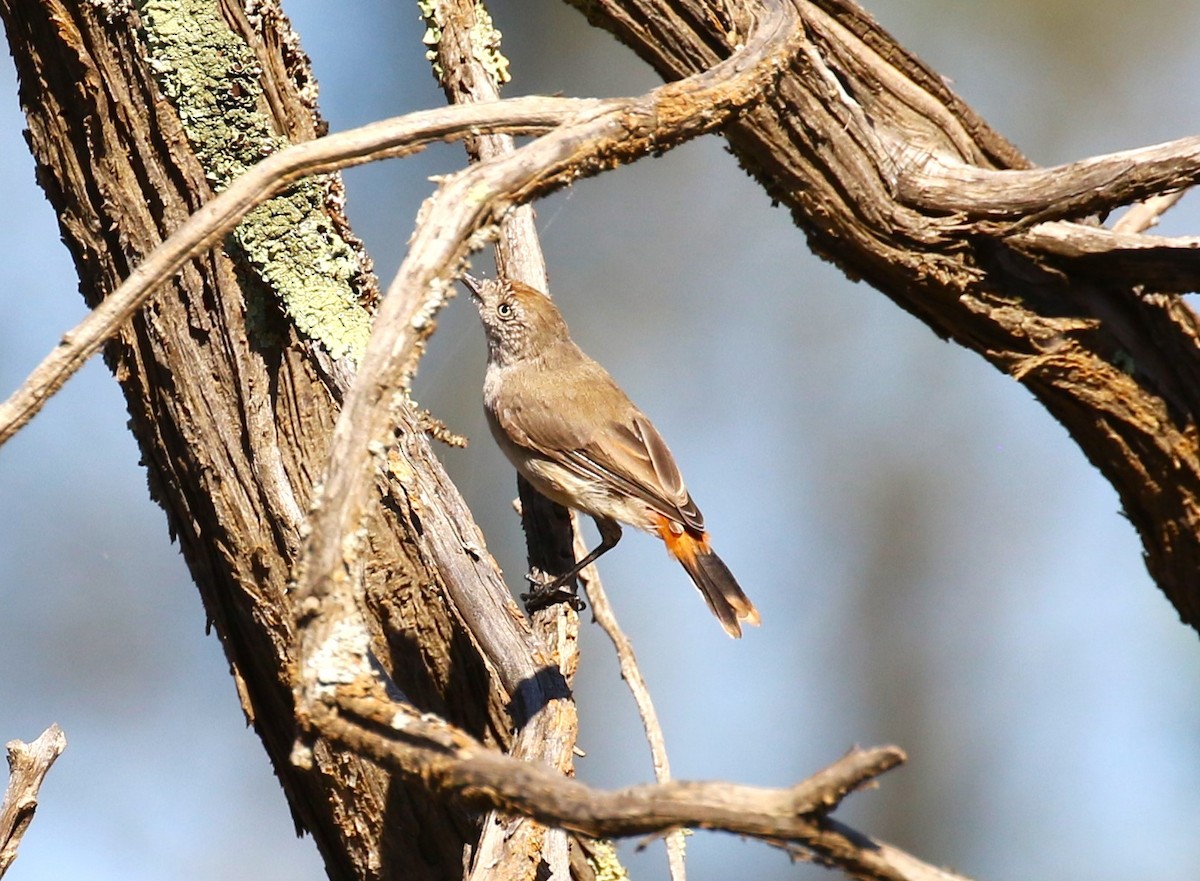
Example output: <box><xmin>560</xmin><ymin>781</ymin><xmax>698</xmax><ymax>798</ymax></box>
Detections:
<box><xmin>521</xmin><ymin>569</ymin><xmax>586</xmax><ymax>613</ymax></box>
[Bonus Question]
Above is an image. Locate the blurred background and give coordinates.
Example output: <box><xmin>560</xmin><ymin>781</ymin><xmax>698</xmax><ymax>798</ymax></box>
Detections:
<box><xmin>2</xmin><ymin>1</ymin><xmax>1199</xmax><ymax>879</ymax></box>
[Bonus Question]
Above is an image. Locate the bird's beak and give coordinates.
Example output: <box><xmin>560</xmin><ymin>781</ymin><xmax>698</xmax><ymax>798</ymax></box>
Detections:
<box><xmin>462</xmin><ymin>273</ymin><xmax>483</xmax><ymax>299</ymax></box>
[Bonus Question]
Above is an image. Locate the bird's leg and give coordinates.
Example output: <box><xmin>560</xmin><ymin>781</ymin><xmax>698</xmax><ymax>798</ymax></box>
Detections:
<box><xmin>522</xmin><ymin>517</ymin><xmax>622</xmax><ymax>612</ymax></box>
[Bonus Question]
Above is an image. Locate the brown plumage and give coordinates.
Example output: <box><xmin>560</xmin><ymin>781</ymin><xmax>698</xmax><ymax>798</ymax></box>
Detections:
<box><xmin>464</xmin><ymin>274</ymin><xmax>759</xmax><ymax>638</ymax></box>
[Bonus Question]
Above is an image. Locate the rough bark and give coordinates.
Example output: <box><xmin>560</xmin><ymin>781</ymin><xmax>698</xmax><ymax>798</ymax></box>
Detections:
<box><xmin>564</xmin><ymin>0</ymin><xmax>1200</xmax><ymax>634</ymax></box>
<box><xmin>0</xmin><ymin>2</ymin><xmax>551</xmax><ymax>878</ymax></box>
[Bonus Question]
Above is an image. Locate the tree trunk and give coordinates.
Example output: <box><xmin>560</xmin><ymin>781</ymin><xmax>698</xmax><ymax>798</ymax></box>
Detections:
<box><xmin>0</xmin><ymin>1</ymin><xmax>566</xmax><ymax>878</ymax></box>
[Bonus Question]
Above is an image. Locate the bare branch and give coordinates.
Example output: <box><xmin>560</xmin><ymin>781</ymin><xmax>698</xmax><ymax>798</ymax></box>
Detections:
<box><xmin>316</xmin><ymin>689</ymin><xmax>901</xmax><ymax>839</ymax></box>
<box><xmin>574</xmin><ymin>513</ymin><xmax>687</xmax><ymax>881</ymax></box>
<box><xmin>0</xmin><ymin>725</ymin><xmax>67</xmax><ymax>878</ymax></box>
<box><xmin>898</xmin><ymin>136</ymin><xmax>1200</xmax><ymax>226</ymax></box>
<box><xmin>1012</xmin><ymin>221</ymin><xmax>1200</xmax><ymax>292</ymax></box>
<box><xmin>0</xmin><ymin>97</ymin><xmax>591</xmax><ymax>448</ymax></box>
<box><xmin>309</xmin><ymin>689</ymin><xmax>974</xmax><ymax>880</ymax></box>
<box><xmin>1113</xmin><ymin>190</ymin><xmax>1190</xmax><ymax>235</ymax></box>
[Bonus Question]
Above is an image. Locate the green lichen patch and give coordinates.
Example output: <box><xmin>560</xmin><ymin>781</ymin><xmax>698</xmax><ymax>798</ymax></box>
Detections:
<box><xmin>417</xmin><ymin>0</ymin><xmax>445</xmax><ymax>80</ymax></box>
<box><xmin>417</xmin><ymin>0</ymin><xmax>511</xmax><ymax>89</ymax></box>
<box><xmin>468</xmin><ymin>3</ymin><xmax>511</xmax><ymax>88</ymax></box>
<box><xmin>136</xmin><ymin>0</ymin><xmax>370</xmax><ymax>361</ymax></box>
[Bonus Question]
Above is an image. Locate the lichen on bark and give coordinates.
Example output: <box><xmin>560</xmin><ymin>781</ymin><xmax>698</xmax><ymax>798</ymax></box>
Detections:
<box><xmin>135</xmin><ymin>0</ymin><xmax>371</xmax><ymax>360</ymax></box>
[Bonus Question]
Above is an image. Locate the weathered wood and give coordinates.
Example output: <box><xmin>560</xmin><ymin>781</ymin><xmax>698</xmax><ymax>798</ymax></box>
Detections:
<box><xmin>564</xmin><ymin>0</ymin><xmax>1200</xmax><ymax>633</ymax></box>
<box><xmin>0</xmin><ymin>2</ymin><xmax>555</xmax><ymax>878</ymax></box>
<box><xmin>0</xmin><ymin>725</ymin><xmax>67</xmax><ymax>878</ymax></box>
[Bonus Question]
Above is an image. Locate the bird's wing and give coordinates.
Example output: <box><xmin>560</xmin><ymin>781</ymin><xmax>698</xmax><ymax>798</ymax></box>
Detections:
<box><xmin>494</xmin><ymin>350</ymin><xmax>705</xmax><ymax>531</ymax></box>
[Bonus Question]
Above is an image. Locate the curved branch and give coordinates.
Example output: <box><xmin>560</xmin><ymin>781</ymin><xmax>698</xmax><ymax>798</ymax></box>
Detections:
<box><xmin>0</xmin><ymin>97</ymin><xmax>593</xmax><ymax>447</ymax></box>
<box><xmin>898</xmin><ymin>136</ymin><xmax>1200</xmax><ymax>225</ymax></box>
<box><xmin>308</xmin><ymin>693</ymin><xmax>943</xmax><ymax>879</ymax></box>
<box><xmin>562</xmin><ymin>0</ymin><xmax>1200</xmax><ymax>634</ymax></box>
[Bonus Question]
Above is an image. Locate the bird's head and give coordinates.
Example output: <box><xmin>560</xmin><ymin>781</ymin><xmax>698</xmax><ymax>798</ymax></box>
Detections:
<box><xmin>462</xmin><ymin>274</ymin><xmax>570</xmax><ymax>366</ymax></box>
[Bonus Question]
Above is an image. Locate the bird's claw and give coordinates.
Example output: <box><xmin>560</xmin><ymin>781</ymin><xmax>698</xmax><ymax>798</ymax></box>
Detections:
<box><xmin>521</xmin><ymin>568</ymin><xmax>586</xmax><ymax>613</ymax></box>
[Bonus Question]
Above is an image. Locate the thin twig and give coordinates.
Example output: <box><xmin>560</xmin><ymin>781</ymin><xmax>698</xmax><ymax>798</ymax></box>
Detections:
<box><xmin>573</xmin><ymin>514</ymin><xmax>687</xmax><ymax>881</ymax></box>
<box><xmin>0</xmin><ymin>725</ymin><xmax>67</xmax><ymax>878</ymax></box>
<box><xmin>1112</xmin><ymin>190</ymin><xmax>1189</xmax><ymax>235</ymax></box>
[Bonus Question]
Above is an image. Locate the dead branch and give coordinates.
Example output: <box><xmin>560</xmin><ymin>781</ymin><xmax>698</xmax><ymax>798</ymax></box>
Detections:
<box><xmin>1010</xmin><ymin>221</ymin><xmax>1200</xmax><ymax>291</ymax></box>
<box><xmin>0</xmin><ymin>97</ymin><xmax>591</xmax><ymax>448</ymax></box>
<box><xmin>566</xmin><ymin>0</ymin><xmax>1200</xmax><ymax>634</ymax></box>
<box><xmin>1114</xmin><ymin>191</ymin><xmax>1190</xmax><ymax>235</ymax></box>
<box><xmin>897</xmin><ymin>135</ymin><xmax>1200</xmax><ymax>224</ymax></box>
<box><xmin>306</xmin><ymin>692</ymin><xmax>973</xmax><ymax>881</ymax></box>
<box><xmin>0</xmin><ymin>725</ymin><xmax>66</xmax><ymax>878</ymax></box>
<box><xmin>574</xmin><ymin>513</ymin><xmax>687</xmax><ymax>880</ymax></box>
<box><xmin>426</xmin><ymin>3</ymin><xmax>580</xmax><ymax>878</ymax></box>
<box><xmin>313</xmin><ymin>690</ymin><xmax>909</xmax><ymax>848</ymax></box>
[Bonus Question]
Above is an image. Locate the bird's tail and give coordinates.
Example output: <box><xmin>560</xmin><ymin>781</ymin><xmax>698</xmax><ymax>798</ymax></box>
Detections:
<box><xmin>656</xmin><ymin>519</ymin><xmax>760</xmax><ymax>638</ymax></box>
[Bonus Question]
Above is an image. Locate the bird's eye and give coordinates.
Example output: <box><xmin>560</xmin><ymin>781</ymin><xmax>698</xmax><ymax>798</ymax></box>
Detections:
<box><xmin>497</xmin><ymin>301</ymin><xmax>514</xmax><ymax>319</ymax></box>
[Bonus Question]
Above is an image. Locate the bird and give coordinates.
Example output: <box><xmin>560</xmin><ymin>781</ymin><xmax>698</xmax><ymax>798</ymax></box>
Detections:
<box><xmin>463</xmin><ymin>273</ymin><xmax>759</xmax><ymax>637</ymax></box>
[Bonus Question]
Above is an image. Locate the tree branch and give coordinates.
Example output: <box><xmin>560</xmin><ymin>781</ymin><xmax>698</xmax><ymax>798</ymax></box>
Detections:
<box><xmin>310</xmin><ymin>691</ymin><xmax>918</xmax><ymax>864</ymax></box>
<box><xmin>426</xmin><ymin>3</ymin><xmax>581</xmax><ymax>878</ymax></box>
<box><xmin>307</xmin><ymin>688</ymin><xmax>976</xmax><ymax>880</ymax></box>
<box><xmin>1011</xmin><ymin>221</ymin><xmax>1200</xmax><ymax>292</ymax></box>
<box><xmin>562</xmin><ymin>0</ymin><xmax>1200</xmax><ymax>634</ymax></box>
<box><xmin>897</xmin><ymin>135</ymin><xmax>1200</xmax><ymax>227</ymax></box>
<box><xmin>1114</xmin><ymin>190</ymin><xmax>1190</xmax><ymax>235</ymax></box>
<box><xmin>574</xmin><ymin>513</ymin><xmax>687</xmax><ymax>881</ymax></box>
<box><xmin>0</xmin><ymin>97</ymin><xmax>590</xmax><ymax>448</ymax></box>
<box><xmin>0</xmin><ymin>725</ymin><xmax>66</xmax><ymax>878</ymax></box>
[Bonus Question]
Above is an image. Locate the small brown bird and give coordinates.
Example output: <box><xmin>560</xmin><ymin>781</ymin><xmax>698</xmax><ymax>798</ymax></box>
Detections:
<box><xmin>464</xmin><ymin>274</ymin><xmax>760</xmax><ymax>638</ymax></box>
